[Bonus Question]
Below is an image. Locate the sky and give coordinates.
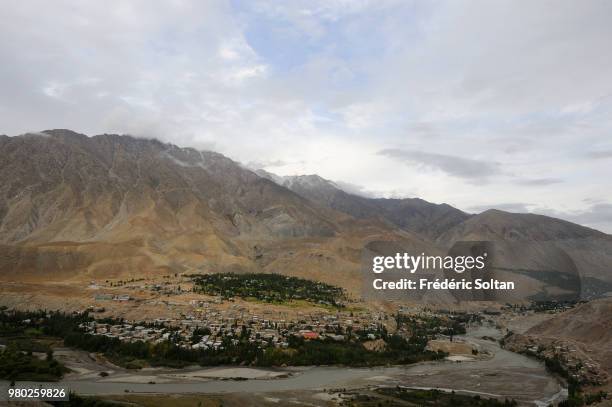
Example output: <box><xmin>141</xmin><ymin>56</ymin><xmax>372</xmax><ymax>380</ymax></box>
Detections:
<box><xmin>1</xmin><ymin>0</ymin><xmax>612</xmax><ymax>232</ymax></box>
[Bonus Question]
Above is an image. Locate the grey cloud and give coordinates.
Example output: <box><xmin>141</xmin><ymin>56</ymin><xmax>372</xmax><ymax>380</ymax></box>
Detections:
<box><xmin>571</xmin><ymin>203</ymin><xmax>612</xmax><ymax>225</ymax></box>
<box><xmin>246</xmin><ymin>159</ymin><xmax>288</xmax><ymax>169</ymax></box>
<box><xmin>466</xmin><ymin>202</ymin><xmax>612</xmax><ymax>233</ymax></box>
<box><xmin>333</xmin><ymin>181</ymin><xmax>377</xmax><ymax>198</ymax></box>
<box><xmin>407</xmin><ymin>122</ymin><xmax>439</xmax><ymax>139</ymax></box>
<box><xmin>516</xmin><ymin>178</ymin><xmax>564</xmax><ymax>186</ymax></box>
<box><xmin>586</xmin><ymin>150</ymin><xmax>612</xmax><ymax>159</ymax></box>
<box><xmin>378</xmin><ymin>148</ymin><xmax>501</xmax><ymax>180</ymax></box>
<box><xmin>1</xmin><ymin>0</ymin><xmax>611</xmax><ymax>229</ymax></box>
<box><xmin>583</xmin><ymin>197</ymin><xmax>604</xmax><ymax>204</ymax></box>
<box><xmin>467</xmin><ymin>203</ymin><xmax>533</xmax><ymax>214</ymax></box>
<box><xmin>539</xmin><ymin>203</ymin><xmax>612</xmax><ymax>234</ymax></box>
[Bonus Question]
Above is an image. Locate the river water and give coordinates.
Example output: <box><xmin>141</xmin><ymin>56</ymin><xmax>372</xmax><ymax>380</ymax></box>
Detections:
<box><xmin>0</xmin><ymin>324</ymin><xmax>566</xmax><ymax>405</ymax></box>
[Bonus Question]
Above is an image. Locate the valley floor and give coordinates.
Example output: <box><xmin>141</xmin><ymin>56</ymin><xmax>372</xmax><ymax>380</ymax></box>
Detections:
<box><xmin>0</xmin><ymin>323</ymin><xmax>565</xmax><ymax>406</ymax></box>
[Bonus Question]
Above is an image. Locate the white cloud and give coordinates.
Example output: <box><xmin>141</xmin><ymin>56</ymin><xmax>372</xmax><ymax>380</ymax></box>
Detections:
<box><xmin>1</xmin><ymin>0</ymin><xmax>612</xmax><ymax>232</ymax></box>
<box><xmin>42</xmin><ymin>82</ymin><xmax>68</xmax><ymax>99</ymax></box>
<box><xmin>225</xmin><ymin>64</ymin><xmax>267</xmax><ymax>83</ymax></box>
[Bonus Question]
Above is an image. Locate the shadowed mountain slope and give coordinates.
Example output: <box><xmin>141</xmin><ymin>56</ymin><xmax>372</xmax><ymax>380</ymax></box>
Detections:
<box><xmin>256</xmin><ymin>172</ymin><xmax>470</xmax><ymax>241</ymax></box>
<box><xmin>1</xmin><ymin>130</ymin><xmax>609</xmax><ymax>303</ymax></box>
<box><xmin>438</xmin><ymin>209</ymin><xmax>612</xmax><ymax>299</ymax></box>
<box><xmin>0</xmin><ymin>130</ymin><xmax>434</xmax><ymax>295</ymax></box>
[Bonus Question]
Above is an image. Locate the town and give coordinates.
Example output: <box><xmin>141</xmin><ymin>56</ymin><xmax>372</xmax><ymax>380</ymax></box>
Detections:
<box><xmin>78</xmin><ymin>305</ymin><xmax>388</xmax><ymax>352</ymax></box>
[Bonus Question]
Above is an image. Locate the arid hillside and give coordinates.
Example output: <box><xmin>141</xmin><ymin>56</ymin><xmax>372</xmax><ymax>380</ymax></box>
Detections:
<box><xmin>256</xmin><ymin>171</ymin><xmax>471</xmax><ymax>241</ymax></box>
<box><xmin>527</xmin><ymin>298</ymin><xmax>612</xmax><ymax>367</ymax></box>
<box><xmin>1</xmin><ymin>130</ymin><xmax>610</xmax><ymax>304</ymax></box>
<box><xmin>505</xmin><ymin>298</ymin><xmax>612</xmax><ymax>388</ymax></box>
<box><xmin>0</xmin><ymin>130</ymin><xmax>433</xmax><ymax>295</ymax></box>
<box><xmin>438</xmin><ymin>209</ymin><xmax>612</xmax><ymax>300</ymax></box>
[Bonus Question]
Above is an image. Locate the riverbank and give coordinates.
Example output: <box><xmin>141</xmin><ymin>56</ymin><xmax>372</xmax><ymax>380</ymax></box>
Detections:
<box><xmin>0</xmin><ymin>322</ymin><xmax>566</xmax><ymax>406</ymax></box>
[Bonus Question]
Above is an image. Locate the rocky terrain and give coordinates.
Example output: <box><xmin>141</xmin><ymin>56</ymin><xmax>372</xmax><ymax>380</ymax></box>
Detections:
<box><xmin>256</xmin><ymin>171</ymin><xmax>471</xmax><ymax>241</ymax></box>
<box><xmin>0</xmin><ymin>130</ymin><xmax>434</xmax><ymax>297</ymax></box>
<box><xmin>504</xmin><ymin>298</ymin><xmax>612</xmax><ymax>388</ymax></box>
<box><xmin>0</xmin><ymin>130</ymin><xmax>610</xmax><ymax>305</ymax></box>
<box><xmin>258</xmin><ymin>171</ymin><xmax>612</xmax><ymax>302</ymax></box>
<box><xmin>437</xmin><ymin>210</ymin><xmax>612</xmax><ymax>301</ymax></box>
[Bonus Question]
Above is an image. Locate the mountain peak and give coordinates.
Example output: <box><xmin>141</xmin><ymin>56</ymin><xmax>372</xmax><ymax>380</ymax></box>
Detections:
<box><xmin>282</xmin><ymin>174</ymin><xmax>338</xmax><ymax>190</ymax></box>
<box><xmin>41</xmin><ymin>128</ymin><xmax>88</xmax><ymax>139</ymax></box>
<box><xmin>257</xmin><ymin>170</ymin><xmax>470</xmax><ymax>240</ymax></box>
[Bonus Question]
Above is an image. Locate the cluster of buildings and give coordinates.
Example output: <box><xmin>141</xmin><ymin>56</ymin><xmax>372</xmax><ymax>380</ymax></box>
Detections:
<box><xmin>79</xmin><ymin>304</ymin><xmax>390</xmax><ymax>351</ymax></box>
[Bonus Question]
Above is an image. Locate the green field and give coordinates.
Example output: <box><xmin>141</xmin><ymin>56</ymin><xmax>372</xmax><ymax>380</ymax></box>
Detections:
<box><xmin>190</xmin><ymin>272</ymin><xmax>346</xmax><ymax>307</ymax></box>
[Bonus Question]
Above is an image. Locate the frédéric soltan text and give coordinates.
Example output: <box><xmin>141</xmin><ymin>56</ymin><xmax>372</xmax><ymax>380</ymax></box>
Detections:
<box><xmin>371</xmin><ymin>253</ymin><xmax>515</xmax><ymax>291</ymax></box>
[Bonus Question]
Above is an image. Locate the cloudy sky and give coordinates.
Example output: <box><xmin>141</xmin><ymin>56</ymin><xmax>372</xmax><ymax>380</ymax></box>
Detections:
<box><xmin>1</xmin><ymin>1</ymin><xmax>612</xmax><ymax>232</ymax></box>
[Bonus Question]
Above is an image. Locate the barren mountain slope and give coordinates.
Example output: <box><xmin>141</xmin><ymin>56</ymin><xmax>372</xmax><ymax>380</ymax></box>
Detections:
<box><xmin>0</xmin><ymin>130</ymin><xmax>436</xmax><ymax>296</ymax></box>
<box><xmin>256</xmin><ymin>172</ymin><xmax>470</xmax><ymax>241</ymax></box>
<box><xmin>2</xmin><ymin>131</ymin><xmax>609</xmax><ymax>304</ymax></box>
<box><xmin>438</xmin><ymin>209</ymin><xmax>607</xmax><ymax>243</ymax></box>
<box><xmin>438</xmin><ymin>209</ymin><xmax>612</xmax><ymax>300</ymax></box>
<box><xmin>528</xmin><ymin>298</ymin><xmax>612</xmax><ymax>355</ymax></box>
<box><xmin>527</xmin><ymin>298</ymin><xmax>612</xmax><ymax>378</ymax></box>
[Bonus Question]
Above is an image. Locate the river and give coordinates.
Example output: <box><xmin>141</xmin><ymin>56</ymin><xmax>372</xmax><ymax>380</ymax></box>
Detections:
<box><xmin>0</xmin><ymin>324</ymin><xmax>566</xmax><ymax>405</ymax></box>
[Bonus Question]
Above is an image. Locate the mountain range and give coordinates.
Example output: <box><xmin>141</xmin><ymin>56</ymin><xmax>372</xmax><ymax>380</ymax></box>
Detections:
<box><xmin>1</xmin><ymin>130</ymin><xmax>610</xmax><ymax>302</ymax></box>
<box><xmin>255</xmin><ymin>170</ymin><xmax>470</xmax><ymax>241</ymax></box>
